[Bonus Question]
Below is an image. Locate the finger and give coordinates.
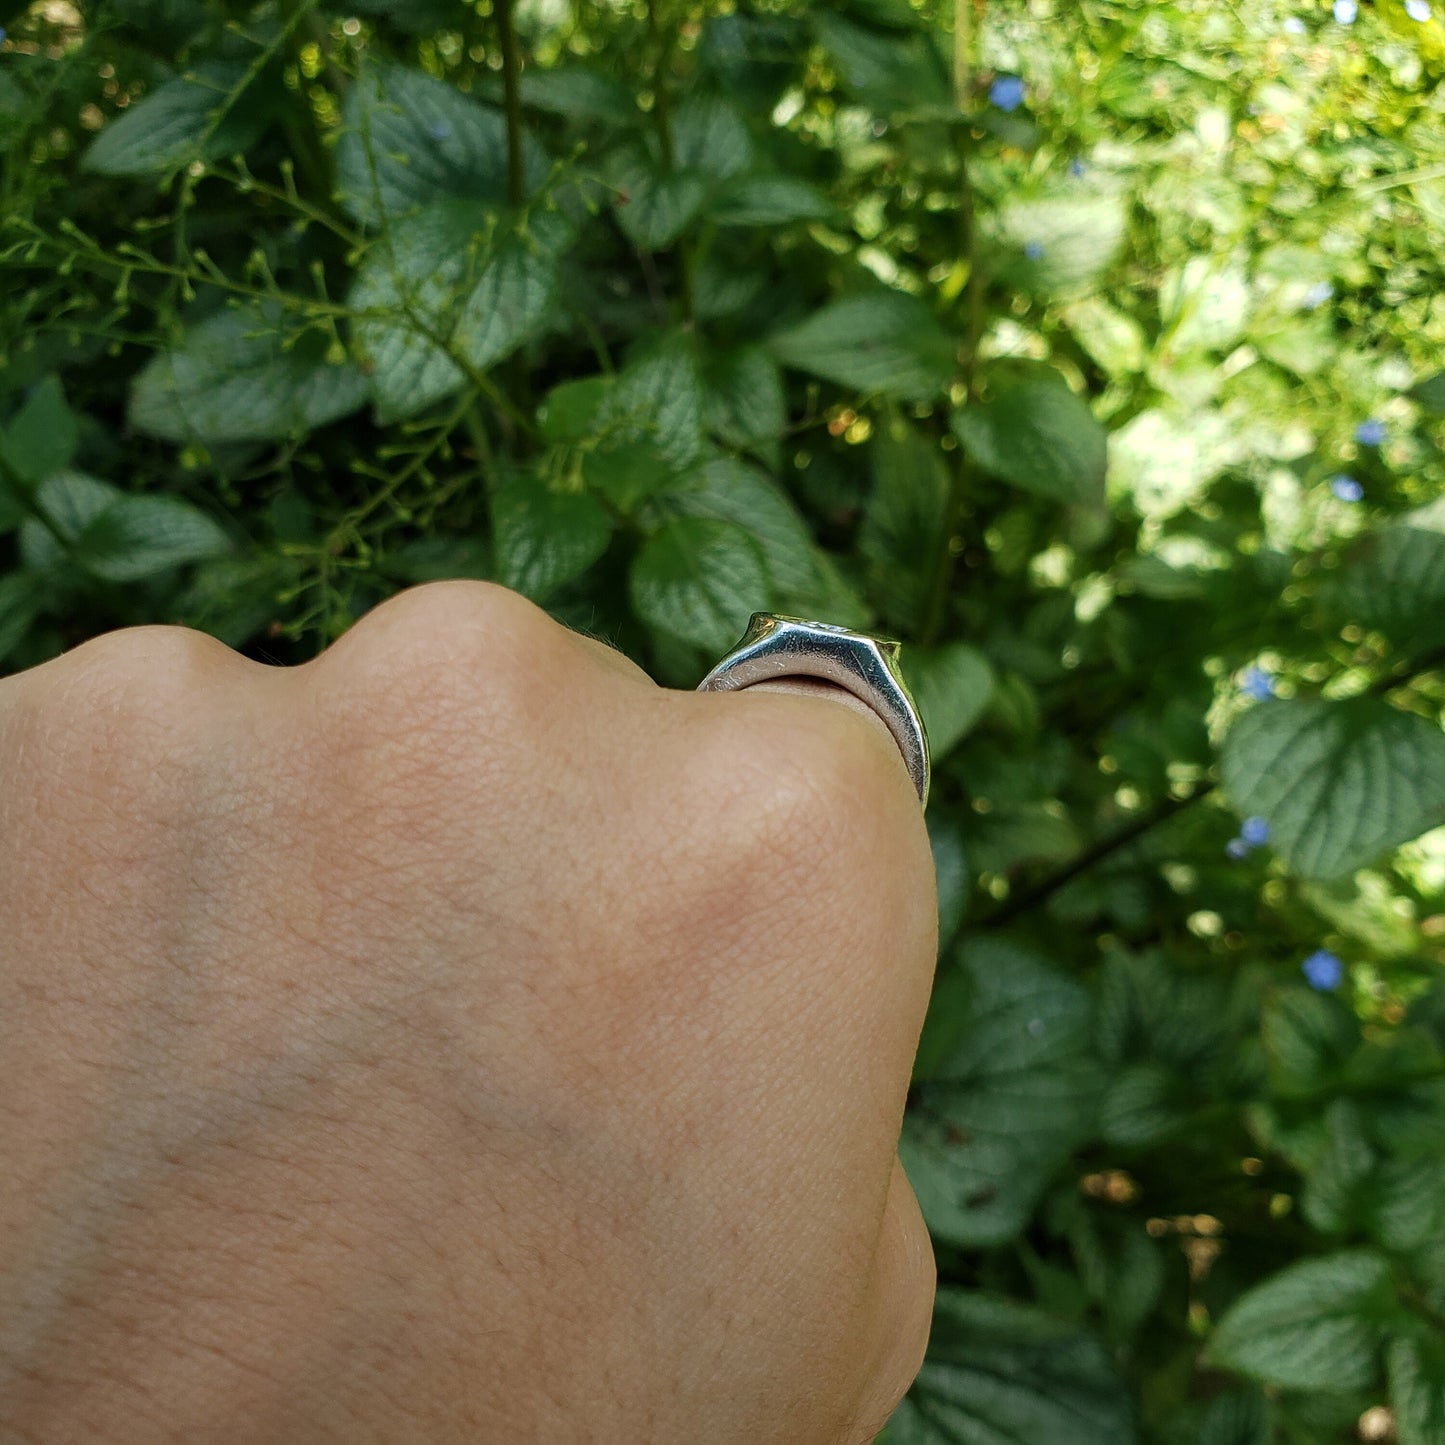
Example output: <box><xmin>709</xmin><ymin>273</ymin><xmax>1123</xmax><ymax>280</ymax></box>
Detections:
<box><xmin>850</xmin><ymin>1156</ymin><xmax>936</xmax><ymax>1442</ymax></box>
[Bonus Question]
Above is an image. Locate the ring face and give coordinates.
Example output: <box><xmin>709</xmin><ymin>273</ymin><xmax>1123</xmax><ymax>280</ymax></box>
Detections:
<box><xmin>696</xmin><ymin>613</ymin><xmax>930</xmax><ymax>806</ymax></box>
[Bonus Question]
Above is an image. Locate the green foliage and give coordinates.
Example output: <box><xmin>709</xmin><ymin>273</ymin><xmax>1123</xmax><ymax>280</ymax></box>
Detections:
<box><xmin>4</xmin><ymin>0</ymin><xmax>1445</xmax><ymax>1439</ymax></box>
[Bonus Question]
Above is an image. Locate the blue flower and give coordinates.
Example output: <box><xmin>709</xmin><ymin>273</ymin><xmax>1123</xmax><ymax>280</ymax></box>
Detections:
<box><xmin>1356</xmin><ymin>419</ymin><xmax>1386</xmax><ymax>446</ymax></box>
<box><xmin>1241</xmin><ymin>816</ymin><xmax>1271</xmax><ymax>847</ymax></box>
<box><xmin>1226</xmin><ymin>837</ymin><xmax>1252</xmax><ymax>860</ymax></box>
<box><xmin>1334</xmin><ymin>0</ymin><xmax>1358</xmax><ymax>20</ymax></box>
<box><xmin>1331</xmin><ymin>475</ymin><xmax>1364</xmax><ymax>502</ymax></box>
<box><xmin>1069</xmin><ymin>158</ymin><xmax>1087</xmax><ymax>178</ymax></box>
<box><xmin>1405</xmin><ymin>0</ymin><xmax>1432</xmax><ymax>20</ymax></box>
<box><xmin>1025</xmin><ymin>241</ymin><xmax>1045</xmax><ymax>260</ymax></box>
<box><xmin>0</xmin><ymin>25</ymin><xmax>7</xmax><ymax>43</ymax></box>
<box><xmin>990</xmin><ymin>75</ymin><xmax>1025</xmax><ymax>112</ymax></box>
<box><xmin>1302</xmin><ymin>280</ymin><xmax>1334</xmax><ymax>309</ymax></box>
<box><xmin>1302</xmin><ymin>949</ymin><xmax>1345</xmax><ymax>991</ymax></box>
<box><xmin>1241</xmin><ymin>665</ymin><xmax>1277</xmax><ymax>701</ymax></box>
<box><xmin>427</xmin><ymin>120</ymin><xmax>452</xmax><ymax>142</ymax></box>
<box><xmin>1283</xmin><ymin>15</ymin><xmax>1307</xmax><ymax>33</ymax></box>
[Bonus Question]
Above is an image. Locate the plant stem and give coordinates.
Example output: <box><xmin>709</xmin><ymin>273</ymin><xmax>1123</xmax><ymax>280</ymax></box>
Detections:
<box><xmin>495</xmin><ymin>0</ymin><xmax>526</xmax><ymax>209</ymax></box>
<box><xmin>979</xmin><ymin>780</ymin><xmax>1217</xmax><ymax>929</ymax></box>
<box><xmin>645</xmin><ymin>0</ymin><xmax>695</xmax><ymax>326</ymax></box>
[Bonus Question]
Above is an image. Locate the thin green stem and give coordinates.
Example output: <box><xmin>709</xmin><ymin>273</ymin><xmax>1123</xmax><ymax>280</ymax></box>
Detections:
<box><xmin>495</xmin><ymin>0</ymin><xmax>527</xmax><ymax>209</ymax></box>
<box><xmin>645</xmin><ymin>0</ymin><xmax>695</xmax><ymax>326</ymax></box>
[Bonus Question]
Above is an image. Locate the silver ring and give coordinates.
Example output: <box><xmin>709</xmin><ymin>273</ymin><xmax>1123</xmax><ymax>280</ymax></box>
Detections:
<box><xmin>696</xmin><ymin>613</ymin><xmax>930</xmax><ymax>807</ymax></box>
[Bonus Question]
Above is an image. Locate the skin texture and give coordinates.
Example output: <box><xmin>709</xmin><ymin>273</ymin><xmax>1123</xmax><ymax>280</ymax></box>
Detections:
<box><xmin>0</xmin><ymin>581</ymin><xmax>938</xmax><ymax>1443</ymax></box>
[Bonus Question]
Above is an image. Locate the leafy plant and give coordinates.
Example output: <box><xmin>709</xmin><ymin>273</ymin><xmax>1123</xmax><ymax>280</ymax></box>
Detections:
<box><xmin>3</xmin><ymin>0</ymin><xmax>1445</xmax><ymax>1439</ymax></box>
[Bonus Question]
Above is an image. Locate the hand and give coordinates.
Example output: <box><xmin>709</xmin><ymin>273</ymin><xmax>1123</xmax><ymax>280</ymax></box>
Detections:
<box><xmin>0</xmin><ymin>582</ymin><xmax>937</xmax><ymax>1443</ymax></box>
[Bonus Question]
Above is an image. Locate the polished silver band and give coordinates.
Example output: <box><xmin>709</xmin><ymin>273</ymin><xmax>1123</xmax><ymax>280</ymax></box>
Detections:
<box><xmin>696</xmin><ymin>613</ymin><xmax>930</xmax><ymax>807</ymax></box>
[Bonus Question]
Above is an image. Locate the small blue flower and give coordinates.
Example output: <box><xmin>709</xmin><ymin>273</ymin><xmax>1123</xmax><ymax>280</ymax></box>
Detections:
<box><xmin>1356</xmin><ymin>419</ymin><xmax>1387</xmax><ymax>446</ymax></box>
<box><xmin>0</xmin><ymin>26</ymin><xmax>8</xmax><ymax>43</ymax></box>
<box><xmin>1025</xmin><ymin>241</ymin><xmax>1045</xmax><ymax>260</ymax></box>
<box><xmin>1405</xmin><ymin>0</ymin><xmax>1432</xmax><ymax>20</ymax></box>
<box><xmin>1241</xmin><ymin>816</ymin><xmax>1271</xmax><ymax>847</ymax></box>
<box><xmin>1069</xmin><ymin>158</ymin><xmax>1087</xmax><ymax>178</ymax></box>
<box><xmin>1331</xmin><ymin>475</ymin><xmax>1364</xmax><ymax>502</ymax></box>
<box><xmin>1302</xmin><ymin>949</ymin><xmax>1345</xmax><ymax>991</ymax></box>
<box><xmin>1334</xmin><ymin>0</ymin><xmax>1358</xmax><ymax>20</ymax></box>
<box><xmin>1302</xmin><ymin>280</ymin><xmax>1334</xmax><ymax>309</ymax></box>
<box><xmin>1283</xmin><ymin>15</ymin><xmax>1307</xmax><ymax>33</ymax></box>
<box><xmin>1241</xmin><ymin>665</ymin><xmax>1277</xmax><ymax>701</ymax></box>
<box><xmin>427</xmin><ymin>120</ymin><xmax>452</xmax><ymax>142</ymax></box>
<box><xmin>1226</xmin><ymin>837</ymin><xmax>1252</xmax><ymax>860</ymax></box>
<box><xmin>989</xmin><ymin>75</ymin><xmax>1026</xmax><ymax>112</ymax></box>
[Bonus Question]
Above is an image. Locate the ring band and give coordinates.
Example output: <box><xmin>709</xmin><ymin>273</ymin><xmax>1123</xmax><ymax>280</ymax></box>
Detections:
<box><xmin>696</xmin><ymin>614</ymin><xmax>930</xmax><ymax>806</ymax></box>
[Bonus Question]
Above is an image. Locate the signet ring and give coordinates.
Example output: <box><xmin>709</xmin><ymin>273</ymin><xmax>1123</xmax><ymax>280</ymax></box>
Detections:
<box><xmin>696</xmin><ymin>613</ymin><xmax>930</xmax><ymax>807</ymax></box>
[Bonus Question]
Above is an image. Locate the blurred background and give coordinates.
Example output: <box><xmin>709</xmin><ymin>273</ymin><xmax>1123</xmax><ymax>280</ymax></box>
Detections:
<box><xmin>2</xmin><ymin>1</ymin><xmax>1445</xmax><ymax>1439</ymax></box>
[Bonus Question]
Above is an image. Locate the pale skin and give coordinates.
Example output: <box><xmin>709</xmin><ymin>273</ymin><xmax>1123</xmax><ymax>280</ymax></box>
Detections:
<box><xmin>0</xmin><ymin>581</ymin><xmax>938</xmax><ymax>1443</ymax></box>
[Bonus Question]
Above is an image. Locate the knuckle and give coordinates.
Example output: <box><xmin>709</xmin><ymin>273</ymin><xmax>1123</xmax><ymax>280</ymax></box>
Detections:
<box><xmin>310</xmin><ymin>581</ymin><xmax>563</xmax><ymax>740</ymax></box>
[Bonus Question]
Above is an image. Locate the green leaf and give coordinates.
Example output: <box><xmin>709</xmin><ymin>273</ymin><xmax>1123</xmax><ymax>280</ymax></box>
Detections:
<box><xmin>992</xmin><ymin>192</ymin><xmax>1128</xmax><ymax>296</ymax></box>
<box><xmin>1369</xmin><ymin>1155</ymin><xmax>1445</xmax><ymax>1251</ymax></box>
<box><xmin>887</xmin><ymin>1291</ymin><xmax>1137</xmax><ymax>1444</ymax></box>
<box><xmin>812</xmin><ymin>11</ymin><xmax>949</xmax><ymax>112</ymax></box>
<box><xmin>1411</xmin><ymin>370</ymin><xmax>1445</xmax><ymax>416</ymax></box>
<box><xmin>629</xmin><ymin>516</ymin><xmax>770</xmax><ymax>654</ymax></box>
<box><xmin>1220</xmin><ymin>699</ymin><xmax>1445</xmax><ymax>880</ymax></box>
<box><xmin>1262</xmin><ymin>988</ymin><xmax>1360</xmax><ymax>1099</ymax></box>
<box><xmin>1165</xmin><ymin>1390</ymin><xmax>1271</xmax><ymax>1445</ymax></box>
<box><xmin>0</xmin><ymin>376</ymin><xmax>78</xmax><ymax>485</ymax></box>
<box><xmin>596</xmin><ymin>336</ymin><xmax>705</xmax><ymax>473</ymax></box>
<box><xmin>712</xmin><ymin>174</ymin><xmax>833</xmax><ymax>227</ymax></box>
<box><xmin>336</xmin><ymin>62</ymin><xmax>546</xmax><ymax>227</ymax></box>
<box><xmin>1389</xmin><ymin>1334</ymin><xmax>1445</xmax><ymax>1445</ymax></box>
<box><xmin>901</xmin><ymin>938</ymin><xmax>1102</xmax><ymax>1247</ymax></box>
<box><xmin>131</xmin><ymin>306</ymin><xmax>369</xmax><ymax>443</ymax></box>
<box><xmin>82</xmin><ymin>62</ymin><xmax>270</xmax><ymax>177</ymax></box>
<box><xmin>1328</xmin><ymin>501</ymin><xmax>1445</xmax><ymax>655</ymax></box>
<box><xmin>350</xmin><ymin>203</ymin><xmax>567</xmax><ymax>423</ymax></box>
<box><xmin>607</xmin><ymin>146</ymin><xmax>708</xmax><ymax>250</ymax></box>
<box><xmin>1208</xmin><ymin>1251</ymin><xmax>1394</xmax><ymax>1392</ymax></box>
<box><xmin>20</xmin><ymin>471</ymin><xmax>231</xmax><ymax>582</ymax></box>
<box><xmin>951</xmin><ymin>370</ymin><xmax>1107</xmax><ymax>506</ymax></box>
<box><xmin>768</xmin><ymin>292</ymin><xmax>956</xmax><ymax>403</ymax></box>
<box><xmin>581</xmin><ymin>438</ymin><xmax>680</xmax><ymax>513</ymax></box>
<box><xmin>666</xmin><ymin>459</ymin><xmax>849</xmax><ymax>620</ymax></box>
<box><xmin>539</xmin><ymin>376</ymin><xmax>613</xmax><ymax>444</ymax></box>
<box><xmin>858</xmin><ymin>417</ymin><xmax>950</xmax><ymax>633</ymax></box>
<box><xmin>516</xmin><ymin>68</ymin><xmax>635</xmax><ymax>125</ymax></box>
<box><xmin>702</xmin><ymin>347</ymin><xmax>786</xmax><ymax>456</ymax></box>
<box><xmin>903</xmin><ymin>643</ymin><xmax>995</xmax><ymax>762</ymax></box>
<box><xmin>0</xmin><ymin>570</ymin><xmax>43</xmax><ymax>666</ymax></box>
<box><xmin>1060</xmin><ymin>297</ymin><xmax>1148</xmax><ymax>380</ymax></box>
<box><xmin>672</xmin><ymin>94</ymin><xmax>753</xmax><ymax>180</ymax></box>
<box><xmin>491</xmin><ymin>477</ymin><xmax>613</xmax><ymax>602</ymax></box>
<box><xmin>1098</xmin><ymin>1062</ymin><xmax>1189</xmax><ymax>1147</ymax></box>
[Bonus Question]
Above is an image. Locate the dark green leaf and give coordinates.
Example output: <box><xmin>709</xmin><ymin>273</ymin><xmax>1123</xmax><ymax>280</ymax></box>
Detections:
<box><xmin>813</xmin><ymin>11</ymin><xmax>949</xmax><ymax>112</ymax></box>
<box><xmin>769</xmin><ymin>293</ymin><xmax>956</xmax><ymax>403</ymax></box>
<box><xmin>0</xmin><ymin>570</ymin><xmax>43</xmax><ymax>666</ymax></box>
<box><xmin>539</xmin><ymin>376</ymin><xmax>613</xmax><ymax>444</ymax></box>
<box><xmin>82</xmin><ymin>62</ymin><xmax>269</xmax><ymax>176</ymax></box>
<box><xmin>1220</xmin><ymin>699</ymin><xmax>1445</xmax><ymax>880</ymax></box>
<box><xmin>859</xmin><ymin>418</ymin><xmax>950</xmax><ymax>633</ymax></box>
<box><xmin>491</xmin><ymin>477</ymin><xmax>613</xmax><ymax>602</ymax></box>
<box><xmin>903</xmin><ymin>643</ymin><xmax>995</xmax><ymax>762</ymax></box>
<box><xmin>1328</xmin><ymin>501</ymin><xmax>1445</xmax><ymax>654</ymax></box>
<box><xmin>901</xmin><ymin>938</ymin><xmax>1102</xmax><ymax>1246</ymax></box>
<box><xmin>131</xmin><ymin>307</ymin><xmax>369</xmax><ymax>443</ymax></box>
<box><xmin>672</xmin><ymin>94</ymin><xmax>753</xmax><ymax>180</ymax></box>
<box><xmin>1389</xmin><ymin>1334</ymin><xmax>1445</xmax><ymax>1445</ymax></box>
<box><xmin>516</xmin><ymin>68</ymin><xmax>635</xmax><ymax>125</ymax></box>
<box><xmin>888</xmin><ymin>1291</ymin><xmax>1137</xmax><ymax>1444</ymax></box>
<box><xmin>712</xmin><ymin>174</ymin><xmax>833</xmax><ymax>227</ymax></box>
<box><xmin>581</xmin><ymin>438</ymin><xmax>680</xmax><ymax>513</ymax></box>
<box><xmin>0</xmin><ymin>376</ymin><xmax>78</xmax><ymax>485</ymax></box>
<box><xmin>1208</xmin><ymin>1251</ymin><xmax>1394</xmax><ymax>1391</ymax></box>
<box><xmin>336</xmin><ymin>62</ymin><xmax>546</xmax><ymax>227</ymax></box>
<box><xmin>1262</xmin><ymin>989</ymin><xmax>1360</xmax><ymax>1098</ymax></box>
<box><xmin>596</xmin><ymin>336</ymin><xmax>705</xmax><ymax>473</ymax></box>
<box><xmin>951</xmin><ymin>370</ymin><xmax>1107</xmax><ymax>506</ymax></box>
<box><xmin>20</xmin><ymin>471</ymin><xmax>230</xmax><ymax>582</ymax></box>
<box><xmin>1409</xmin><ymin>370</ymin><xmax>1445</xmax><ymax>416</ymax></box>
<box><xmin>702</xmin><ymin>347</ymin><xmax>786</xmax><ymax>456</ymax></box>
<box><xmin>629</xmin><ymin>516</ymin><xmax>770</xmax><ymax>654</ymax></box>
<box><xmin>607</xmin><ymin>146</ymin><xmax>708</xmax><ymax>250</ymax></box>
